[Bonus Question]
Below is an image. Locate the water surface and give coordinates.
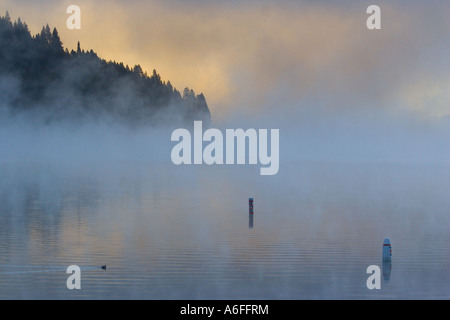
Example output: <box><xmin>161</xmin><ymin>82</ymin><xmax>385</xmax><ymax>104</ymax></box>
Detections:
<box><xmin>0</xmin><ymin>162</ymin><xmax>448</xmax><ymax>299</ymax></box>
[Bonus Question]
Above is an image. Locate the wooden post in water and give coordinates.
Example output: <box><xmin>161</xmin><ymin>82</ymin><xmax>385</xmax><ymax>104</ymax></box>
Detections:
<box><xmin>248</xmin><ymin>198</ymin><xmax>254</xmax><ymax>228</ymax></box>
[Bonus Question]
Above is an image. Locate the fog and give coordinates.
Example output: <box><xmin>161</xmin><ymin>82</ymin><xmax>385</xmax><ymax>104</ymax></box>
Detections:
<box><xmin>1</xmin><ymin>58</ymin><xmax>449</xmax><ymax>178</ymax></box>
<box><xmin>1</xmin><ymin>100</ymin><xmax>449</xmax><ymax>299</ymax></box>
<box><xmin>1</xmin><ymin>1</ymin><xmax>449</xmax><ymax>299</ymax></box>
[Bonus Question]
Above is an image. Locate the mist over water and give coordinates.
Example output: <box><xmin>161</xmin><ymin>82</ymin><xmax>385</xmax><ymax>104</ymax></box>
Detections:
<box><xmin>0</xmin><ymin>2</ymin><xmax>449</xmax><ymax>299</ymax></box>
<box><xmin>0</xmin><ymin>106</ymin><xmax>449</xmax><ymax>299</ymax></box>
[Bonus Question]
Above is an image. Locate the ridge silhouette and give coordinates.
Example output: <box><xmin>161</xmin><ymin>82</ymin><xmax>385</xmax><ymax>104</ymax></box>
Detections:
<box><xmin>0</xmin><ymin>12</ymin><xmax>211</xmax><ymax>126</ymax></box>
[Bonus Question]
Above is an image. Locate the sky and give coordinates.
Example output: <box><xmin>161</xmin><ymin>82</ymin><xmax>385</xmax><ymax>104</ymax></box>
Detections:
<box><xmin>1</xmin><ymin>0</ymin><xmax>449</xmax><ymax>122</ymax></box>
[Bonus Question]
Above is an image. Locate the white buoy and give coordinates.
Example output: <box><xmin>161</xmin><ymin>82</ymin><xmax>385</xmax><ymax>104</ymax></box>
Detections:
<box><xmin>249</xmin><ymin>198</ymin><xmax>254</xmax><ymax>215</ymax></box>
<box><xmin>382</xmin><ymin>238</ymin><xmax>392</xmax><ymax>260</ymax></box>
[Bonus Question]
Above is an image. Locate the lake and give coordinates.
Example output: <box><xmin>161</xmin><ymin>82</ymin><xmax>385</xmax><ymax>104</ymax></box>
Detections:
<box><xmin>0</xmin><ymin>159</ymin><xmax>449</xmax><ymax>299</ymax></box>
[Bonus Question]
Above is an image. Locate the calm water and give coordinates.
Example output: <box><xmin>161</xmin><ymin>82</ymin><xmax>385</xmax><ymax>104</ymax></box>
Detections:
<box><xmin>0</xmin><ymin>161</ymin><xmax>449</xmax><ymax>299</ymax></box>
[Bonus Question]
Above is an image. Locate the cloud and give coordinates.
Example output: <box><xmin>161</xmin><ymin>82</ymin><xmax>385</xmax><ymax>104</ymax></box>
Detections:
<box><xmin>2</xmin><ymin>0</ymin><xmax>449</xmax><ymax>121</ymax></box>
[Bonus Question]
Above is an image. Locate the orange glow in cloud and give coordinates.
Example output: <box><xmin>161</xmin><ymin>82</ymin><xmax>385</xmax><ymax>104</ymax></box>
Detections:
<box><xmin>2</xmin><ymin>0</ymin><xmax>449</xmax><ymax>120</ymax></box>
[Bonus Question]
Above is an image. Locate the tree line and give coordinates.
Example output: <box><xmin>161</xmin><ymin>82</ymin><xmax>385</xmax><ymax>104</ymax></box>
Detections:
<box><xmin>0</xmin><ymin>12</ymin><xmax>211</xmax><ymax>126</ymax></box>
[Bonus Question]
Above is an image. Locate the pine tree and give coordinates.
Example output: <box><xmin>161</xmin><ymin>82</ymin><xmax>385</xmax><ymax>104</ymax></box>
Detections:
<box><xmin>51</xmin><ymin>27</ymin><xmax>63</xmax><ymax>51</ymax></box>
<box><xmin>133</xmin><ymin>64</ymin><xmax>144</xmax><ymax>77</ymax></box>
<box><xmin>45</xmin><ymin>24</ymin><xmax>51</xmax><ymax>40</ymax></box>
<box><xmin>151</xmin><ymin>69</ymin><xmax>162</xmax><ymax>85</ymax></box>
<box><xmin>167</xmin><ymin>81</ymin><xmax>173</xmax><ymax>92</ymax></box>
<box><xmin>40</xmin><ymin>26</ymin><xmax>46</xmax><ymax>41</ymax></box>
<box><xmin>183</xmin><ymin>87</ymin><xmax>190</xmax><ymax>99</ymax></box>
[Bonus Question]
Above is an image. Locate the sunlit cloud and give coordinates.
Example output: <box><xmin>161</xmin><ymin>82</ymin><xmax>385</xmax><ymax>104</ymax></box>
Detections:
<box><xmin>2</xmin><ymin>0</ymin><xmax>449</xmax><ymax>120</ymax></box>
